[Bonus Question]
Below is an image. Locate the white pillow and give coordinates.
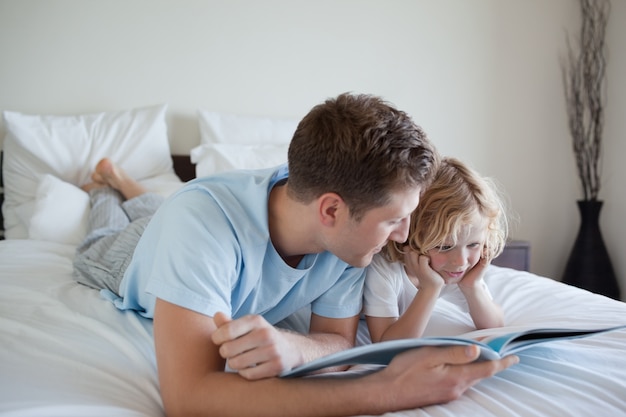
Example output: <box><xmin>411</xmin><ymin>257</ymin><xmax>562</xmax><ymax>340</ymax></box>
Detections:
<box><xmin>197</xmin><ymin>109</ymin><xmax>298</xmax><ymax>145</ymax></box>
<box><xmin>194</xmin><ymin>110</ymin><xmax>296</xmax><ymax>177</ymax></box>
<box><xmin>2</xmin><ymin>104</ymin><xmax>178</xmax><ymax>239</ymax></box>
<box><xmin>28</xmin><ymin>175</ymin><xmax>90</xmax><ymax>246</ymax></box>
<box><xmin>190</xmin><ymin>143</ymin><xmax>288</xmax><ymax>177</ymax></box>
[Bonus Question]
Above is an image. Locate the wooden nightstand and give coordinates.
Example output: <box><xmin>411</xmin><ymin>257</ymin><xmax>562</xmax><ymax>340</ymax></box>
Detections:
<box><xmin>492</xmin><ymin>240</ymin><xmax>530</xmax><ymax>271</ymax></box>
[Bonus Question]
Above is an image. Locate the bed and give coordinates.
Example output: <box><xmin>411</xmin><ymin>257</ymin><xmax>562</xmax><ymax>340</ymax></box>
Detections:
<box><xmin>1</xmin><ymin>105</ymin><xmax>626</xmax><ymax>417</ymax></box>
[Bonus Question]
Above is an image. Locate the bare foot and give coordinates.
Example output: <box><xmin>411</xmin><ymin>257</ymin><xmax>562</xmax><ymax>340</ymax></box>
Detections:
<box><xmin>91</xmin><ymin>158</ymin><xmax>147</xmax><ymax>200</ymax></box>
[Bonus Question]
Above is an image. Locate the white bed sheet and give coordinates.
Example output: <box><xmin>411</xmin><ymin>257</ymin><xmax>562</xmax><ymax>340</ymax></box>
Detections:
<box><xmin>0</xmin><ymin>239</ymin><xmax>625</xmax><ymax>417</ymax></box>
<box><xmin>0</xmin><ymin>240</ymin><xmax>162</xmax><ymax>417</ymax></box>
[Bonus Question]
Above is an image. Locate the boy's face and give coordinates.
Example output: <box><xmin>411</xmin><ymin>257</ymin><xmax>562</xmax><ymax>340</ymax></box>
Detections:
<box><xmin>426</xmin><ymin>212</ymin><xmax>487</xmax><ymax>285</ymax></box>
<box><xmin>329</xmin><ymin>186</ymin><xmax>422</xmax><ymax>268</ymax></box>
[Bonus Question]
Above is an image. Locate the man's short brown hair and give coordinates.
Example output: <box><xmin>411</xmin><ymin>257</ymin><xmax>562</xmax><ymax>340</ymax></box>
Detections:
<box><xmin>287</xmin><ymin>92</ymin><xmax>440</xmax><ymax>220</ymax></box>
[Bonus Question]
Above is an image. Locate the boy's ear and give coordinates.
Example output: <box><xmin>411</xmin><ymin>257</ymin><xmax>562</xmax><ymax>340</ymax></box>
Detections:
<box><xmin>318</xmin><ymin>192</ymin><xmax>345</xmax><ymax>227</ymax></box>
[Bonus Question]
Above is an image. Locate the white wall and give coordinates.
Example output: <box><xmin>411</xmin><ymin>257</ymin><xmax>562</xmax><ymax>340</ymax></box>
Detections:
<box><xmin>1</xmin><ymin>0</ymin><xmax>624</xmax><ymax>299</ymax></box>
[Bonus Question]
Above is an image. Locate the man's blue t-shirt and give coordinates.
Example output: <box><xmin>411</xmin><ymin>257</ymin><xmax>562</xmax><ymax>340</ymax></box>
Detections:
<box><xmin>115</xmin><ymin>165</ymin><xmax>364</xmax><ymax>324</ymax></box>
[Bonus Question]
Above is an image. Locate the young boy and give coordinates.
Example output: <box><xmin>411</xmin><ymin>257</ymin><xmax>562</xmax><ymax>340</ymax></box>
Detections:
<box><xmin>364</xmin><ymin>157</ymin><xmax>509</xmax><ymax>343</ymax></box>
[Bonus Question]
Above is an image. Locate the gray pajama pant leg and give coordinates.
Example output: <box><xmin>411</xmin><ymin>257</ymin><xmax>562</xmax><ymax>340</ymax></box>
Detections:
<box><xmin>73</xmin><ymin>188</ymin><xmax>164</xmax><ymax>295</ymax></box>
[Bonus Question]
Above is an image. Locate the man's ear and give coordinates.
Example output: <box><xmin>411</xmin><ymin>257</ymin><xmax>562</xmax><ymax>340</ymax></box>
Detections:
<box><xmin>318</xmin><ymin>193</ymin><xmax>345</xmax><ymax>227</ymax></box>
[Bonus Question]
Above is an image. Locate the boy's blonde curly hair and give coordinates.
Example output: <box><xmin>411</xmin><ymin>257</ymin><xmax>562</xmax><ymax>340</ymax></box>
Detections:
<box><xmin>384</xmin><ymin>157</ymin><xmax>509</xmax><ymax>263</ymax></box>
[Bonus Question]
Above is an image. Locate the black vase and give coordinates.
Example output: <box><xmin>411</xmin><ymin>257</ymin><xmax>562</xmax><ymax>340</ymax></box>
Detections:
<box><xmin>562</xmin><ymin>200</ymin><xmax>621</xmax><ymax>300</ymax></box>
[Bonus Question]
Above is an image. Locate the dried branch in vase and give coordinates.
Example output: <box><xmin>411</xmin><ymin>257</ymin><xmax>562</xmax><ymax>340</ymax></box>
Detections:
<box><xmin>561</xmin><ymin>0</ymin><xmax>610</xmax><ymax>201</ymax></box>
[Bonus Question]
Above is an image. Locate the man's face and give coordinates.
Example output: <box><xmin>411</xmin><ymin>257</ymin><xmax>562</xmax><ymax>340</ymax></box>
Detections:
<box><xmin>329</xmin><ymin>186</ymin><xmax>422</xmax><ymax>268</ymax></box>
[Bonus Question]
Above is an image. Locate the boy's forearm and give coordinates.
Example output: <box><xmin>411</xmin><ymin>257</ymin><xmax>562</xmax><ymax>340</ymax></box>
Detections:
<box><xmin>379</xmin><ymin>286</ymin><xmax>440</xmax><ymax>341</ymax></box>
<box><xmin>461</xmin><ymin>286</ymin><xmax>504</xmax><ymax>328</ymax></box>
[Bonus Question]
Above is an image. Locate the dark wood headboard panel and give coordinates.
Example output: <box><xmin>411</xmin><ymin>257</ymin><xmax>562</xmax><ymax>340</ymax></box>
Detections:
<box><xmin>172</xmin><ymin>154</ymin><xmax>196</xmax><ymax>182</ymax></box>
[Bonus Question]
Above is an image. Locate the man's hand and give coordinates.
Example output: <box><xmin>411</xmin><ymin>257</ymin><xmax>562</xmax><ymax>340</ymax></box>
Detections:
<box><xmin>211</xmin><ymin>312</ymin><xmax>303</xmax><ymax>380</ymax></box>
<box><xmin>374</xmin><ymin>345</ymin><xmax>518</xmax><ymax>410</ymax></box>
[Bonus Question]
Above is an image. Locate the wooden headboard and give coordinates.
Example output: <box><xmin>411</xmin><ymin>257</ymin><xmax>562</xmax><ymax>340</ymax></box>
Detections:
<box><xmin>172</xmin><ymin>154</ymin><xmax>196</xmax><ymax>182</ymax></box>
<box><xmin>0</xmin><ymin>152</ymin><xmax>195</xmax><ymax>240</ymax></box>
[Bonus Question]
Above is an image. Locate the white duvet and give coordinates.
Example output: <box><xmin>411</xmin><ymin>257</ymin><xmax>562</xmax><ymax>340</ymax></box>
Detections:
<box><xmin>0</xmin><ymin>239</ymin><xmax>625</xmax><ymax>417</ymax></box>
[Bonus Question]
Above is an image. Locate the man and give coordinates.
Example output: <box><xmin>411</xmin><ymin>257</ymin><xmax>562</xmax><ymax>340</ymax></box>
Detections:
<box><xmin>76</xmin><ymin>93</ymin><xmax>517</xmax><ymax>416</ymax></box>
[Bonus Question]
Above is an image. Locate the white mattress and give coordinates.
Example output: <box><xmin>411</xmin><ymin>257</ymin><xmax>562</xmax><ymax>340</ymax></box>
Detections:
<box><xmin>1</xmin><ymin>239</ymin><xmax>625</xmax><ymax>416</ymax></box>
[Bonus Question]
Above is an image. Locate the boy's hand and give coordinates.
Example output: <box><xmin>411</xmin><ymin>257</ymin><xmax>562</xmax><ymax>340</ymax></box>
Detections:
<box><xmin>458</xmin><ymin>257</ymin><xmax>489</xmax><ymax>289</ymax></box>
<box><xmin>404</xmin><ymin>251</ymin><xmax>444</xmax><ymax>290</ymax></box>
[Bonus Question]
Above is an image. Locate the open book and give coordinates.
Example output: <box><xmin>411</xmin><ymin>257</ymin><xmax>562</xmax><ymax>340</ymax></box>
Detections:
<box><xmin>280</xmin><ymin>324</ymin><xmax>626</xmax><ymax>378</ymax></box>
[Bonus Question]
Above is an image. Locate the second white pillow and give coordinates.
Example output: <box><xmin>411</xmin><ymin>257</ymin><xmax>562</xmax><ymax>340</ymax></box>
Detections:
<box><xmin>197</xmin><ymin>109</ymin><xmax>298</xmax><ymax>145</ymax></box>
<box><xmin>191</xmin><ymin>143</ymin><xmax>288</xmax><ymax>178</ymax></box>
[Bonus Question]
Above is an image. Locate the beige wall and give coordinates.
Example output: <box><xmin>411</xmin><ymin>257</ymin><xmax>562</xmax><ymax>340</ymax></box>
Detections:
<box><xmin>1</xmin><ymin>0</ymin><xmax>624</xmax><ymax>299</ymax></box>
